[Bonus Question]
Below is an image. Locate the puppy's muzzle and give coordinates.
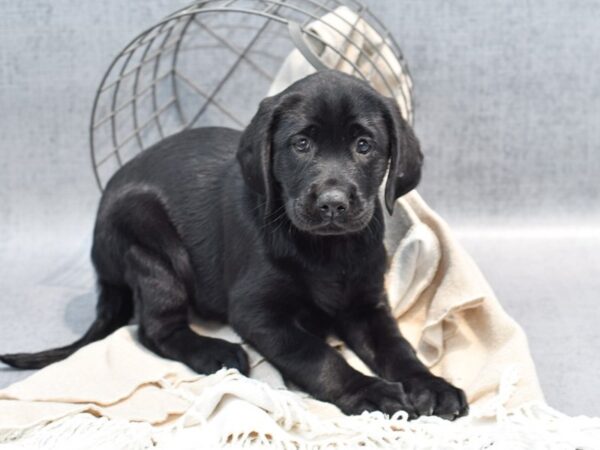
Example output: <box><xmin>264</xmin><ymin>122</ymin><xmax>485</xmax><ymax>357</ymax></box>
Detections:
<box><xmin>316</xmin><ymin>188</ymin><xmax>349</xmax><ymax>220</ymax></box>
<box><xmin>291</xmin><ymin>181</ymin><xmax>370</xmax><ymax>235</ymax></box>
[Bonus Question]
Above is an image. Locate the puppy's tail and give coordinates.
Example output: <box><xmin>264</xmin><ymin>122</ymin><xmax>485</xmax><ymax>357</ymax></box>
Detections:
<box><xmin>0</xmin><ymin>284</ymin><xmax>133</xmax><ymax>370</ymax></box>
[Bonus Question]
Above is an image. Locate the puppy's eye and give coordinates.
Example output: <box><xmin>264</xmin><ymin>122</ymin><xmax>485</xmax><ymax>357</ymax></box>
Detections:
<box><xmin>293</xmin><ymin>137</ymin><xmax>310</xmax><ymax>153</ymax></box>
<box><xmin>356</xmin><ymin>138</ymin><xmax>371</xmax><ymax>154</ymax></box>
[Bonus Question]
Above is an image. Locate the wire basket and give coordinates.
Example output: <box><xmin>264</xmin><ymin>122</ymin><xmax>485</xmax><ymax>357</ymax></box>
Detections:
<box><xmin>90</xmin><ymin>0</ymin><xmax>414</xmax><ymax>190</ymax></box>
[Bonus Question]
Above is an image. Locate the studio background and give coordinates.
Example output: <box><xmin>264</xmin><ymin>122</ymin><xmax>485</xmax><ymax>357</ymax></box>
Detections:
<box><xmin>0</xmin><ymin>0</ymin><xmax>598</xmax><ymax>415</ymax></box>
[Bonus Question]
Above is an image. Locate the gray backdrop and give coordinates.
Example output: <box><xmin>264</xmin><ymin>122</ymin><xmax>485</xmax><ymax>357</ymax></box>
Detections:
<box><xmin>1</xmin><ymin>0</ymin><xmax>598</xmax><ymax>416</ymax></box>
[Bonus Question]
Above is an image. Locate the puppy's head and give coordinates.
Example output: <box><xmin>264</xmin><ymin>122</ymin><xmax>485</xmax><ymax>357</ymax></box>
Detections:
<box><xmin>237</xmin><ymin>70</ymin><xmax>423</xmax><ymax>236</ymax></box>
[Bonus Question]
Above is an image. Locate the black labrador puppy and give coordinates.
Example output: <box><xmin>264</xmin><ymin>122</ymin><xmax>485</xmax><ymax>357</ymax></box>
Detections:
<box><xmin>1</xmin><ymin>70</ymin><xmax>468</xmax><ymax>419</ymax></box>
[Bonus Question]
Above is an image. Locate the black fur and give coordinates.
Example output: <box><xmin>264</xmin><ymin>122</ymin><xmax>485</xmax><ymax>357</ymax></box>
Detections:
<box><xmin>1</xmin><ymin>71</ymin><xmax>467</xmax><ymax>419</ymax></box>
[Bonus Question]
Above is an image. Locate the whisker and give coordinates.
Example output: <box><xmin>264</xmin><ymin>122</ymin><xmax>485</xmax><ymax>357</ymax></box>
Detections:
<box><xmin>261</xmin><ymin>205</ymin><xmax>287</xmax><ymax>231</ymax></box>
<box><xmin>248</xmin><ymin>198</ymin><xmax>268</xmax><ymax>214</ymax></box>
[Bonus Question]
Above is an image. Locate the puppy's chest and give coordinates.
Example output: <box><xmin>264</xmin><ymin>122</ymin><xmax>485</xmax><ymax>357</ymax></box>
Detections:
<box><xmin>306</xmin><ymin>268</ymin><xmax>371</xmax><ymax>315</ymax></box>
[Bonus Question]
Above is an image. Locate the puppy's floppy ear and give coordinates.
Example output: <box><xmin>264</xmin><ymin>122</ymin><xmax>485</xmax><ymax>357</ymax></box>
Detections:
<box><xmin>236</xmin><ymin>95</ymin><xmax>281</xmax><ymax>217</ymax></box>
<box><xmin>383</xmin><ymin>97</ymin><xmax>424</xmax><ymax>214</ymax></box>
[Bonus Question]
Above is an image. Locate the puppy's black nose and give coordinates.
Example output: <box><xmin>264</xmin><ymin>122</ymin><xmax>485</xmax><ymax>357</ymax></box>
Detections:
<box><xmin>317</xmin><ymin>189</ymin><xmax>349</xmax><ymax>219</ymax></box>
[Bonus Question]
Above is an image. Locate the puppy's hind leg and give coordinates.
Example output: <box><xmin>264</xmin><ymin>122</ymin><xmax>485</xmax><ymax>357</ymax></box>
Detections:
<box><xmin>124</xmin><ymin>245</ymin><xmax>249</xmax><ymax>375</ymax></box>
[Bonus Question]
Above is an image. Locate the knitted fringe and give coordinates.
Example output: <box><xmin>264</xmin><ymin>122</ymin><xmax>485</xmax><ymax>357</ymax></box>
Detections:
<box><xmin>1</xmin><ymin>369</ymin><xmax>598</xmax><ymax>449</ymax></box>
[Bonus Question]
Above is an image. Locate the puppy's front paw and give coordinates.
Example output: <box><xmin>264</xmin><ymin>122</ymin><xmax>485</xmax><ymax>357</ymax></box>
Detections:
<box><xmin>402</xmin><ymin>374</ymin><xmax>468</xmax><ymax>420</ymax></box>
<box><xmin>335</xmin><ymin>376</ymin><xmax>417</xmax><ymax>418</ymax></box>
<box><xmin>187</xmin><ymin>341</ymin><xmax>250</xmax><ymax>376</ymax></box>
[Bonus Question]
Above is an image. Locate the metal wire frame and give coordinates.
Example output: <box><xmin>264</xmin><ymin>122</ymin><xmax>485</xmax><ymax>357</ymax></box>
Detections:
<box><xmin>90</xmin><ymin>0</ymin><xmax>414</xmax><ymax>190</ymax></box>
